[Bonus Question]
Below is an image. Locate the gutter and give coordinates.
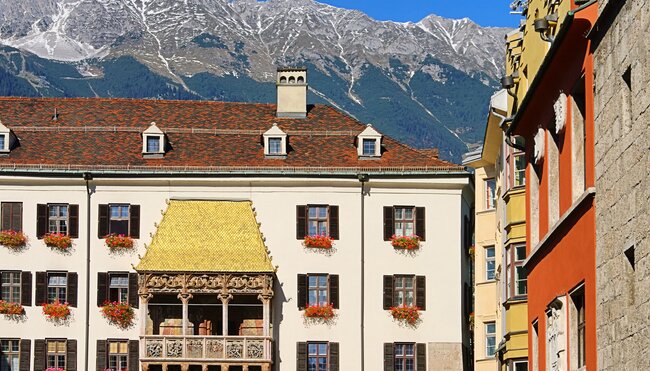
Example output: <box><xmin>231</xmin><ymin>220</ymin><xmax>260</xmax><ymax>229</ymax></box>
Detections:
<box><xmin>358</xmin><ymin>173</ymin><xmax>369</xmax><ymax>371</ymax></box>
<box><xmin>83</xmin><ymin>172</ymin><xmax>93</xmax><ymax>371</ymax></box>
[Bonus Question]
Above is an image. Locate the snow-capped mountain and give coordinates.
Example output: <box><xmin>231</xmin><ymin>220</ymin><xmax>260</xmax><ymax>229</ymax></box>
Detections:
<box><xmin>0</xmin><ymin>0</ymin><xmax>511</xmax><ymax>160</ymax></box>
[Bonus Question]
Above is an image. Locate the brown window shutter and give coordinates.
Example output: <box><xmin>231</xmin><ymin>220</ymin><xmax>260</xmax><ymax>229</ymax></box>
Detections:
<box><xmin>383</xmin><ymin>343</ymin><xmax>394</xmax><ymax>371</ymax></box>
<box><xmin>296</xmin><ymin>205</ymin><xmax>307</xmax><ymax>239</ymax></box>
<box><xmin>66</xmin><ymin>339</ymin><xmax>77</xmax><ymax>371</ymax></box>
<box><xmin>416</xmin><ymin>343</ymin><xmax>426</xmax><ymax>371</ymax></box>
<box><xmin>35</xmin><ymin>272</ymin><xmax>47</xmax><ymax>305</ymax></box>
<box><xmin>33</xmin><ymin>339</ymin><xmax>45</xmax><ymax>371</ymax></box>
<box><xmin>36</xmin><ymin>204</ymin><xmax>48</xmax><ymax>238</ymax></box>
<box><xmin>383</xmin><ymin>206</ymin><xmax>394</xmax><ymax>241</ymax></box>
<box><xmin>329</xmin><ymin>274</ymin><xmax>339</xmax><ymax>309</ymax></box>
<box><xmin>383</xmin><ymin>275</ymin><xmax>394</xmax><ymax>310</ymax></box>
<box><xmin>96</xmin><ymin>340</ymin><xmax>107</xmax><ymax>371</ymax></box>
<box><xmin>67</xmin><ymin>272</ymin><xmax>78</xmax><ymax>307</ymax></box>
<box><xmin>128</xmin><ymin>340</ymin><xmax>139</xmax><ymax>371</ymax></box>
<box><xmin>416</xmin><ymin>207</ymin><xmax>426</xmax><ymax>241</ymax></box>
<box><xmin>1</xmin><ymin>202</ymin><xmax>9</xmax><ymax>230</ymax></box>
<box><xmin>329</xmin><ymin>205</ymin><xmax>339</xmax><ymax>240</ymax></box>
<box><xmin>129</xmin><ymin>272</ymin><xmax>139</xmax><ymax>308</ymax></box>
<box><xmin>68</xmin><ymin>204</ymin><xmax>79</xmax><ymax>238</ymax></box>
<box><xmin>97</xmin><ymin>272</ymin><xmax>108</xmax><ymax>306</ymax></box>
<box><xmin>19</xmin><ymin>339</ymin><xmax>30</xmax><ymax>371</ymax></box>
<box><xmin>329</xmin><ymin>342</ymin><xmax>339</xmax><ymax>371</ymax></box>
<box><xmin>98</xmin><ymin>204</ymin><xmax>109</xmax><ymax>238</ymax></box>
<box><xmin>129</xmin><ymin>204</ymin><xmax>141</xmax><ymax>239</ymax></box>
<box><xmin>296</xmin><ymin>342</ymin><xmax>307</xmax><ymax>371</ymax></box>
<box><xmin>12</xmin><ymin>203</ymin><xmax>23</xmax><ymax>232</ymax></box>
<box><xmin>21</xmin><ymin>271</ymin><xmax>32</xmax><ymax>306</ymax></box>
<box><xmin>297</xmin><ymin>274</ymin><xmax>307</xmax><ymax>309</ymax></box>
<box><xmin>416</xmin><ymin>276</ymin><xmax>426</xmax><ymax>310</ymax></box>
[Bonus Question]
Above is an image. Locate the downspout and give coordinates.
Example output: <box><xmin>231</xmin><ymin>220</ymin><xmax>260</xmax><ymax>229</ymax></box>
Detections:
<box><xmin>358</xmin><ymin>173</ymin><xmax>369</xmax><ymax>371</ymax></box>
<box><xmin>83</xmin><ymin>172</ymin><xmax>93</xmax><ymax>371</ymax></box>
<box><xmin>493</xmin><ymin>109</ymin><xmax>525</xmax><ymax>152</ymax></box>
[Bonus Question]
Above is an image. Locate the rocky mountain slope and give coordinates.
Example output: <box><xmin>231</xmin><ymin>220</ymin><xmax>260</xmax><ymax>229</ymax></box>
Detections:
<box><xmin>0</xmin><ymin>0</ymin><xmax>510</xmax><ymax>161</ymax></box>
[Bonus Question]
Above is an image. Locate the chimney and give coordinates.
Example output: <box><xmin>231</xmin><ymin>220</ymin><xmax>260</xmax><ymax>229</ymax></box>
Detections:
<box><xmin>276</xmin><ymin>67</ymin><xmax>307</xmax><ymax>118</ymax></box>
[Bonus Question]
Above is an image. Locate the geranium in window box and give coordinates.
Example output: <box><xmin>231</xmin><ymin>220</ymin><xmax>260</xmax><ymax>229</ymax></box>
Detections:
<box><xmin>0</xmin><ymin>230</ymin><xmax>28</xmax><ymax>249</ymax></box>
<box><xmin>101</xmin><ymin>301</ymin><xmax>135</xmax><ymax>329</ymax></box>
<box><xmin>303</xmin><ymin>235</ymin><xmax>333</xmax><ymax>249</ymax></box>
<box><xmin>390</xmin><ymin>235</ymin><xmax>420</xmax><ymax>250</ymax></box>
<box><xmin>0</xmin><ymin>300</ymin><xmax>25</xmax><ymax>317</ymax></box>
<box><xmin>42</xmin><ymin>300</ymin><xmax>71</xmax><ymax>320</ymax></box>
<box><xmin>46</xmin><ymin>368</ymin><xmax>65</xmax><ymax>371</ymax></box>
<box><xmin>104</xmin><ymin>234</ymin><xmax>134</xmax><ymax>251</ymax></box>
<box><xmin>389</xmin><ymin>305</ymin><xmax>421</xmax><ymax>326</ymax></box>
<box><xmin>43</xmin><ymin>233</ymin><xmax>72</xmax><ymax>251</ymax></box>
<box><xmin>303</xmin><ymin>304</ymin><xmax>335</xmax><ymax>320</ymax></box>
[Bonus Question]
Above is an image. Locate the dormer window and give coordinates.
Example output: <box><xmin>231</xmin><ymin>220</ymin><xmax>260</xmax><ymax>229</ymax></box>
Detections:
<box><xmin>0</xmin><ymin>120</ymin><xmax>12</xmax><ymax>153</ymax></box>
<box><xmin>362</xmin><ymin>138</ymin><xmax>376</xmax><ymax>156</ymax></box>
<box><xmin>357</xmin><ymin>124</ymin><xmax>382</xmax><ymax>158</ymax></box>
<box><xmin>0</xmin><ymin>134</ymin><xmax>5</xmax><ymax>151</ymax></box>
<box><xmin>263</xmin><ymin>123</ymin><xmax>287</xmax><ymax>158</ymax></box>
<box><xmin>142</xmin><ymin>122</ymin><xmax>165</xmax><ymax>158</ymax></box>
<box><xmin>146</xmin><ymin>136</ymin><xmax>160</xmax><ymax>153</ymax></box>
<box><xmin>268</xmin><ymin>138</ymin><xmax>283</xmax><ymax>155</ymax></box>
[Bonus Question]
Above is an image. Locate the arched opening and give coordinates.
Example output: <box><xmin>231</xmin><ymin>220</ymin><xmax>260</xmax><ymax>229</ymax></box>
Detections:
<box><xmin>297</xmin><ymin>76</ymin><xmax>304</xmax><ymax>83</ymax></box>
<box><xmin>279</xmin><ymin>76</ymin><xmax>287</xmax><ymax>83</ymax></box>
<box><xmin>288</xmin><ymin>76</ymin><xmax>296</xmax><ymax>84</ymax></box>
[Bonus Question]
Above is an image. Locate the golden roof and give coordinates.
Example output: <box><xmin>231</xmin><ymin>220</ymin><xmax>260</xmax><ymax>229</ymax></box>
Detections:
<box><xmin>136</xmin><ymin>200</ymin><xmax>274</xmax><ymax>273</ymax></box>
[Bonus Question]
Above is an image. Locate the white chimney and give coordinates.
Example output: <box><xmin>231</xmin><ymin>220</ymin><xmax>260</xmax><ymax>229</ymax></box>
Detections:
<box><xmin>276</xmin><ymin>67</ymin><xmax>307</xmax><ymax>118</ymax></box>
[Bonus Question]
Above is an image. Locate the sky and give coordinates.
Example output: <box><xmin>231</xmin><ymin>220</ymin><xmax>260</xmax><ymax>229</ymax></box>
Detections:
<box><xmin>318</xmin><ymin>0</ymin><xmax>520</xmax><ymax>28</ymax></box>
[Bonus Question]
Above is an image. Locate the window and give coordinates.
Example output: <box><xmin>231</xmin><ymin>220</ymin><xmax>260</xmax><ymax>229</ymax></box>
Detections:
<box><xmin>298</xmin><ymin>274</ymin><xmax>338</xmax><ymax>310</ymax></box>
<box><xmin>109</xmin><ymin>274</ymin><xmax>129</xmax><ymax>304</ymax></box>
<box><xmin>268</xmin><ymin>138</ymin><xmax>283</xmax><ymax>155</ymax></box>
<box><xmin>0</xmin><ymin>202</ymin><xmax>22</xmax><ymax>232</ymax></box>
<box><xmin>47</xmin><ymin>273</ymin><xmax>67</xmax><ymax>304</ymax></box>
<box><xmin>297</xmin><ymin>205</ymin><xmax>339</xmax><ymax>240</ymax></box>
<box><xmin>357</xmin><ymin>124</ymin><xmax>382</xmax><ymax>158</ymax></box>
<box><xmin>394</xmin><ymin>207</ymin><xmax>415</xmax><ymax>237</ymax></box>
<box><xmin>307</xmin><ymin>206</ymin><xmax>328</xmax><ymax>236</ymax></box>
<box><xmin>307</xmin><ymin>342</ymin><xmax>328</xmax><ymax>371</ymax></box>
<box><xmin>0</xmin><ymin>272</ymin><xmax>20</xmax><ymax>303</ymax></box>
<box><xmin>307</xmin><ymin>274</ymin><xmax>328</xmax><ymax>307</ymax></box>
<box><xmin>109</xmin><ymin>205</ymin><xmax>130</xmax><ymax>236</ymax></box>
<box><xmin>107</xmin><ymin>341</ymin><xmax>128</xmax><ymax>371</ymax></box>
<box><xmin>506</xmin><ymin>245</ymin><xmax>527</xmax><ymax>298</ymax></box>
<box><xmin>485</xmin><ymin>178</ymin><xmax>496</xmax><ymax>209</ymax></box>
<box><xmin>46</xmin><ymin>340</ymin><xmax>66</xmax><ymax>370</ymax></box>
<box><xmin>571</xmin><ymin>288</ymin><xmax>586</xmax><ymax>369</ymax></box>
<box><xmin>362</xmin><ymin>138</ymin><xmax>376</xmax><ymax>156</ymax></box>
<box><xmin>485</xmin><ymin>322</ymin><xmax>496</xmax><ymax>357</ymax></box>
<box><xmin>393</xmin><ymin>275</ymin><xmax>415</xmax><ymax>307</ymax></box>
<box><xmin>48</xmin><ymin>204</ymin><xmax>68</xmax><ymax>235</ymax></box>
<box><xmin>485</xmin><ymin>247</ymin><xmax>495</xmax><ymax>281</ymax></box>
<box><xmin>0</xmin><ymin>339</ymin><xmax>19</xmax><ymax>371</ymax></box>
<box><xmin>146</xmin><ymin>136</ymin><xmax>160</xmax><ymax>153</ymax></box>
<box><xmin>0</xmin><ymin>134</ymin><xmax>5</xmax><ymax>151</ymax></box>
<box><xmin>394</xmin><ymin>343</ymin><xmax>415</xmax><ymax>371</ymax></box>
<box><xmin>514</xmin><ymin>153</ymin><xmax>526</xmax><ymax>187</ymax></box>
<box><xmin>512</xmin><ymin>360</ymin><xmax>529</xmax><ymax>371</ymax></box>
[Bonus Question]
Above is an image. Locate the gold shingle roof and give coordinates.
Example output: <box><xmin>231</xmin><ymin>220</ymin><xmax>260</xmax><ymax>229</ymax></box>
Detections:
<box><xmin>136</xmin><ymin>200</ymin><xmax>274</xmax><ymax>273</ymax></box>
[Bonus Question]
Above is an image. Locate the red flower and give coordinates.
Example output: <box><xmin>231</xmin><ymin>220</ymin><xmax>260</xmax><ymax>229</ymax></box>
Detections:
<box><xmin>0</xmin><ymin>301</ymin><xmax>25</xmax><ymax>316</ymax></box>
<box><xmin>390</xmin><ymin>235</ymin><xmax>420</xmax><ymax>250</ymax></box>
<box><xmin>104</xmin><ymin>234</ymin><xmax>134</xmax><ymax>251</ymax></box>
<box><xmin>0</xmin><ymin>230</ymin><xmax>28</xmax><ymax>249</ymax></box>
<box><xmin>303</xmin><ymin>235</ymin><xmax>333</xmax><ymax>249</ymax></box>
<box><xmin>42</xmin><ymin>300</ymin><xmax>71</xmax><ymax>320</ymax></box>
<box><xmin>101</xmin><ymin>301</ymin><xmax>135</xmax><ymax>328</ymax></box>
<box><xmin>43</xmin><ymin>233</ymin><xmax>72</xmax><ymax>250</ymax></box>
<box><xmin>303</xmin><ymin>304</ymin><xmax>335</xmax><ymax>320</ymax></box>
<box><xmin>389</xmin><ymin>305</ymin><xmax>421</xmax><ymax>325</ymax></box>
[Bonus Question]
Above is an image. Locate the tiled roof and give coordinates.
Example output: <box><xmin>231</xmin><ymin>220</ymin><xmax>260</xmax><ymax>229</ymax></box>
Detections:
<box><xmin>0</xmin><ymin>97</ymin><xmax>460</xmax><ymax>171</ymax></box>
<box><xmin>136</xmin><ymin>200</ymin><xmax>275</xmax><ymax>273</ymax></box>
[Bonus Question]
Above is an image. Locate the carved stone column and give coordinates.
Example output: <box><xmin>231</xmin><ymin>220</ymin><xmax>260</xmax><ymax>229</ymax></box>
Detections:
<box><xmin>219</xmin><ymin>292</ymin><xmax>233</xmax><ymax>336</ymax></box>
<box><xmin>178</xmin><ymin>292</ymin><xmax>193</xmax><ymax>336</ymax></box>
<box><xmin>258</xmin><ymin>293</ymin><xmax>273</xmax><ymax>337</ymax></box>
<box><xmin>139</xmin><ymin>292</ymin><xmax>153</xmax><ymax>336</ymax></box>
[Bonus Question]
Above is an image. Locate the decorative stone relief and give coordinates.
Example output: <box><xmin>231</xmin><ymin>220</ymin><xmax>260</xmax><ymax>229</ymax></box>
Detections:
<box><xmin>166</xmin><ymin>339</ymin><xmax>183</xmax><ymax>358</ymax></box>
<box><xmin>206</xmin><ymin>339</ymin><xmax>225</xmax><ymax>358</ymax></box>
<box><xmin>226</xmin><ymin>340</ymin><xmax>244</xmax><ymax>359</ymax></box>
<box><xmin>546</xmin><ymin>297</ymin><xmax>567</xmax><ymax>371</ymax></box>
<box><xmin>534</xmin><ymin>126</ymin><xmax>545</xmax><ymax>165</ymax></box>
<box><xmin>146</xmin><ymin>340</ymin><xmax>163</xmax><ymax>358</ymax></box>
<box><xmin>247</xmin><ymin>340</ymin><xmax>265</xmax><ymax>359</ymax></box>
<box><xmin>553</xmin><ymin>92</ymin><xmax>567</xmax><ymax>134</ymax></box>
<box><xmin>140</xmin><ymin>273</ymin><xmax>274</xmax><ymax>295</ymax></box>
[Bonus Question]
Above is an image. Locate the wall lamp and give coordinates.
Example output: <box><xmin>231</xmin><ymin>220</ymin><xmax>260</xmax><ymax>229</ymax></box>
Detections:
<box><xmin>534</xmin><ymin>13</ymin><xmax>558</xmax><ymax>43</ymax></box>
<box><xmin>500</xmin><ymin>70</ymin><xmax>520</xmax><ymax>97</ymax></box>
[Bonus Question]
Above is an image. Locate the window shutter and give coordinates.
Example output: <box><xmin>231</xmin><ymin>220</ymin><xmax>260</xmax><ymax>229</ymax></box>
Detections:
<box><xmin>66</xmin><ymin>339</ymin><xmax>77</xmax><ymax>371</ymax></box>
<box><xmin>97</xmin><ymin>272</ymin><xmax>108</xmax><ymax>307</ymax></box>
<box><xmin>21</xmin><ymin>271</ymin><xmax>32</xmax><ymax>306</ymax></box>
<box><xmin>416</xmin><ymin>343</ymin><xmax>426</xmax><ymax>371</ymax></box>
<box><xmin>12</xmin><ymin>203</ymin><xmax>22</xmax><ymax>232</ymax></box>
<box><xmin>68</xmin><ymin>204</ymin><xmax>79</xmax><ymax>238</ymax></box>
<box><xmin>296</xmin><ymin>205</ymin><xmax>307</xmax><ymax>239</ymax></box>
<box><xmin>128</xmin><ymin>340</ymin><xmax>139</xmax><ymax>371</ymax></box>
<box><xmin>1</xmin><ymin>202</ymin><xmax>9</xmax><ymax>230</ymax></box>
<box><xmin>36</xmin><ymin>204</ymin><xmax>48</xmax><ymax>239</ymax></box>
<box><xmin>33</xmin><ymin>340</ymin><xmax>45</xmax><ymax>371</ymax></box>
<box><xmin>19</xmin><ymin>339</ymin><xmax>30</xmax><ymax>371</ymax></box>
<box><xmin>330</xmin><ymin>274</ymin><xmax>339</xmax><ymax>309</ymax></box>
<box><xmin>296</xmin><ymin>342</ymin><xmax>307</xmax><ymax>371</ymax></box>
<box><xmin>416</xmin><ymin>207</ymin><xmax>426</xmax><ymax>241</ymax></box>
<box><xmin>96</xmin><ymin>340</ymin><xmax>107</xmax><ymax>371</ymax></box>
<box><xmin>67</xmin><ymin>272</ymin><xmax>78</xmax><ymax>307</ymax></box>
<box><xmin>129</xmin><ymin>272</ymin><xmax>139</xmax><ymax>308</ymax></box>
<box><xmin>297</xmin><ymin>274</ymin><xmax>307</xmax><ymax>309</ymax></box>
<box><xmin>416</xmin><ymin>276</ymin><xmax>426</xmax><ymax>310</ymax></box>
<box><xmin>383</xmin><ymin>206</ymin><xmax>394</xmax><ymax>241</ymax></box>
<box><xmin>129</xmin><ymin>204</ymin><xmax>141</xmax><ymax>239</ymax></box>
<box><xmin>35</xmin><ymin>272</ymin><xmax>47</xmax><ymax>305</ymax></box>
<box><xmin>329</xmin><ymin>342</ymin><xmax>339</xmax><ymax>371</ymax></box>
<box><xmin>383</xmin><ymin>275</ymin><xmax>394</xmax><ymax>310</ymax></box>
<box><xmin>98</xmin><ymin>204</ymin><xmax>109</xmax><ymax>238</ymax></box>
<box><xmin>383</xmin><ymin>343</ymin><xmax>394</xmax><ymax>371</ymax></box>
<box><xmin>329</xmin><ymin>205</ymin><xmax>339</xmax><ymax>240</ymax></box>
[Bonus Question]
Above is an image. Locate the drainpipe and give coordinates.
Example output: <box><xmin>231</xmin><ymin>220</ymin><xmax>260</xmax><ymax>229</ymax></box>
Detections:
<box><xmin>357</xmin><ymin>173</ymin><xmax>369</xmax><ymax>371</ymax></box>
<box><xmin>494</xmin><ymin>109</ymin><xmax>525</xmax><ymax>152</ymax></box>
<box><xmin>83</xmin><ymin>172</ymin><xmax>93</xmax><ymax>371</ymax></box>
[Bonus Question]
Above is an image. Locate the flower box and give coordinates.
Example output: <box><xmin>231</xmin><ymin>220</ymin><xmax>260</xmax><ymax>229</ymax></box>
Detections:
<box><xmin>304</xmin><ymin>304</ymin><xmax>335</xmax><ymax>320</ymax></box>
<box><xmin>42</xmin><ymin>300</ymin><xmax>71</xmax><ymax>320</ymax></box>
<box><xmin>390</xmin><ymin>235</ymin><xmax>420</xmax><ymax>250</ymax></box>
<box><xmin>0</xmin><ymin>301</ymin><xmax>25</xmax><ymax>316</ymax></box>
<box><xmin>389</xmin><ymin>305</ymin><xmax>421</xmax><ymax>325</ymax></box>
<box><xmin>303</xmin><ymin>235</ymin><xmax>333</xmax><ymax>249</ymax></box>
<box><xmin>43</xmin><ymin>233</ymin><xmax>72</xmax><ymax>251</ymax></box>
<box><xmin>0</xmin><ymin>230</ymin><xmax>28</xmax><ymax>249</ymax></box>
<box><xmin>104</xmin><ymin>234</ymin><xmax>134</xmax><ymax>251</ymax></box>
<box><xmin>46</xmin><ymin>368</ymin><xmax>65</xmax><ymax>371</ymax></box>
<box><xmin>101</xmin><ymin>301</ymin><xmax>135</xmax><ymax>328</ymax></box>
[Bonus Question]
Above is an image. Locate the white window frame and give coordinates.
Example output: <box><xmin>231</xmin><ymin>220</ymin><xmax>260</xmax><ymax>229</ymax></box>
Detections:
<box><xmin>263</xmin><ymin>124</ymin><xmax>287</xmax><ymax>156</ymax></box>
<box><xmin>485</xmin><ymin>322</ymin><xmax>496</xmax><ymax>357</ymax></box>
<box><xmin>485</xmin><ymin>178</ymin><xmax>496</xmax><ymax>210</ymax></box>
<box><xmin>513</xmin><ymin>152</ymin><xmax>526</xmax><ymax>187</ymax></box>
<box><xmin>0</xmin><ymin>133</ymin><xmax>6</xmax><ymax>152</ymax></box>
<box><xmin>0</xmin><ymin>339</ymin><xmax>20</xmax><ymax>371</ymax></box>
<box><xmin>485</xmin><ymin>246</ymin><xmax>496</xmax><ymax>281</ymax></box>
<box><xmin>142</xmin><ymin>122</ymin><xmax>165</xmax><ymax>156</ymax></box>
<box><xmin>0</xmin><ymin>271</ymin><xmax>21</xmax><ymax>303</ymax></box>
<box><xmin>357</xmin><ymin>124</ymin><xmax>382</xmax><ymax>158</ymax></box>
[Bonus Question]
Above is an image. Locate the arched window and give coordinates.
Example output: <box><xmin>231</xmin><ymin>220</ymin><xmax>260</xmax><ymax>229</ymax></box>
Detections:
<box><xmin>289</xmin><ymin>76</ymin><xmax>296</xmax><ymax>84</ymax></box>
<box><xmin>280</xmin><ymin>76</ymin><xmax>287</xmax><ymax>83</ymax></box>
<box><xmin>297</xmin><ymin>76</ymin><xmax>304</xmax><ymax>83</ymax></box>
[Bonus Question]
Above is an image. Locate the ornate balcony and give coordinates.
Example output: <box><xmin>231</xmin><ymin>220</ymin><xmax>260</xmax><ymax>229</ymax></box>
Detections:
<box><xmin>141</xmin><ymin>335</ymin><xmax>272</xmax><ymax>363</ymax></box>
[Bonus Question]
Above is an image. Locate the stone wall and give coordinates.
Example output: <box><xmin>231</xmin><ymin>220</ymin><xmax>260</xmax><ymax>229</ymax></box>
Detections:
<box><xmin>428</xmin><ymin>342</ymin><xmax>463</xmax><ymax>371</ymax></box>
<box><xmin>593</xmin><ymin>1</ymin><xmax>650</xmax><ymax>370</ymax></box>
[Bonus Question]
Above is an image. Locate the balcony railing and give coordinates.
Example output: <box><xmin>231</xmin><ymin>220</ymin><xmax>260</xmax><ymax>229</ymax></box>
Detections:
<box><xmin>140</xmin><ymin>335</ymin><xmax>272</xmax><ymax>363</ymax></box>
